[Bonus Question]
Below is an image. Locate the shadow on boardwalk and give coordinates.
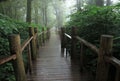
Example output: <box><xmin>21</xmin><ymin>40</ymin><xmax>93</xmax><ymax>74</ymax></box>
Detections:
<box><xmin>27</xmin><ymin>29</ymin><xmax>94</xmax><ymax>81</ymax></box>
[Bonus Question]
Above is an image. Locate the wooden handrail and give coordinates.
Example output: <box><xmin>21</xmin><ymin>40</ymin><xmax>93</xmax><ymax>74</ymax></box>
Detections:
<box><xmin>21</xmin><ymin>36</ymin><xmax>33</xmax><ymax>52</ymax></box>
<box><xmin>0</xmin><ymin>54</ymin><xmax>16</xmax><ymax>65</ymax></box>
<box><xmin>0</xmin><ymin>27</ymin><xmax>50</xmax><ymax>81</ymax></box>
<box><xmin>38</xmin><ymin>30</ymin><xmax>49</xmax><ymax>36</ymax></box>
<box><xmin>64</xmin><ymin>33</ymin><xmax>99</xmax><ymax>54</ymax></box>
<box><xmin>34</xmin><ymin>33</ymin><xmax>37</xmax><ymax>40</ymax></box>
<box><xmin>63</xmin><ymin>32</ymin><xmax>99</xmax><ymax>55</ymax></box>
<box><xmin>64</xmin><ymin>33</ymin><xmax>72</xmax><ymax>39</ymax></box>
<box><xmin>75</xmin><ymin>36</ymin><xmax>99</xmax><ymax>54</ymax></box>
<box><xmin>61</xmin><ymin>27</ymin><xmax>120</xmax><ymax>81</ymax></box>
<box><xmin>105</xmin><ymin>56</ymin><xmax>120</xmax><ymax>69</ymax></box>
<box><xmin>38</xmin><ymin>32</ymin><xmax>43</xmax><ymax>36</ymax></box>
<box><xmin>44</xmin><ymin>31</ymin><xmax>48</xmax><ymax>34</ymax></box>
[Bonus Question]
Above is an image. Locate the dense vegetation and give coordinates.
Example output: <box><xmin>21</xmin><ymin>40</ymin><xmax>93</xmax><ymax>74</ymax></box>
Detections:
<box><xmin>0</xmin><ymin>0</ymin><xmax>120</xmax><ymax>81</ymax></box>
<box><xmin>0</xmin><ymin>13</ymin><xmax>43</xmax><ymax>81</ymax></box>
<box><xmin>65</xmin><ymin>4</ymin><xmax>120</xmax><ymax>74</ymax></box>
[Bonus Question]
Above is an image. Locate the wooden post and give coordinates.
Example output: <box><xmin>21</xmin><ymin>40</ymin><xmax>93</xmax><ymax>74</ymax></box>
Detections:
<box><xmin>27</xmin><ymin>44</ymin><xmax>32</xmax><ymax>74</ymax></box>
<box><xmin>9</xmin><ymin>34</ymin><xmax>27</xmax><ymax>81</ymax></box>
<box><xmin>47</xmin><ymin>28</ymin><xmax>49</xmax><ymax>40</ymax></box>
<box><xmin>115</xmin><ymin>69</ymin><xmax>120</xmax><ymax>81</ymax></box>
<box><xmin>29</xmin><ymin>27</ymin><xmax>37</xmax><ymax>60</ymax></box>
<box><xmin>61</xmin><ymin>27</ymin><xmax>65</xmax><ymax>48</ymax></box>
<box><xmin>61</xmin><ymin>27</ymin><xmax>65</xmax><ymax>53</ymax></box>
<box><xmin>39</xmin><ymin>33</ymin><xmax>42</xmax><ymax>46</ymax></box>
<box><xmin>34</xmin><ymin>27</ymin><xmax>38</xmax><ymax>33</ymax></box>
<box><xmin>34</xmin><ymin>28</ymin><xmax>39</xmax><ymax>49</ymax></box>
<box><xmin>42</xmin><ymin>28</ymin><xmax>45</xmax><ymax>45</ymax></box>
<box><xmin>71</xmin><ymin>27</ymin><xmax>77</xmax><ymax>59</ymax></box>
<box><xmin>96</xmin><ymin>35</ymin><xmax>113</xmax><ymax>81</ymax></box>
<box><xmin>45</xmin><ymin>28</ymin><xmax>47</xmax><ymax>41</ymax></box>
<box><xmin>80</xmin><ymin>43</ymin><xmax>84</xmax><ymax>72</ymax></box>
<box><xmin>48</xmin><ymin>28</ymin><xmax>50</xmax><ymax>39</ymax></box>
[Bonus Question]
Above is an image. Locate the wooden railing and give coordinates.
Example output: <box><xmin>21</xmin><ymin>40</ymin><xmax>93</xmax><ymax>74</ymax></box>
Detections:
<box><xmin>60</xmin><ymin>27</ymin><xmax>120</xmax><ymax>81</ymax></box>
<box><xmin>0</xmin><ymin>27</ymin><xmax>50</xmax><ymax>81</ymax></box>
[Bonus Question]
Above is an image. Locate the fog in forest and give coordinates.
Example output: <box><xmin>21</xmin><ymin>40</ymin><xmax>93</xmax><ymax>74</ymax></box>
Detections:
<box><xmin>0</xmin><ymin>0</ymin><xmax>119</xmax><ymax>28</ymax></box>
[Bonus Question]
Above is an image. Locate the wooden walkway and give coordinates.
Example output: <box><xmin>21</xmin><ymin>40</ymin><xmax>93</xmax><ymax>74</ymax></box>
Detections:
<box><xmin>27</xmin><ymin>29</ymin><xmax>93</xmax><ymax>81</ymax></box>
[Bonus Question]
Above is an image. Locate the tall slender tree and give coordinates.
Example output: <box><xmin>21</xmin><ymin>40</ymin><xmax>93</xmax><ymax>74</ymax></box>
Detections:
<box><xmin>86</xmin><ymin>0</ymin><xmax>95</xmax><ymax>5</ymax></box>
<box><xmin>106</xmin><ymin>0</ymin><xmax>111</xmax><ymax>6</ymax></box>
<box><xmin>76</xmin><ymin>0</ymin><xmax>83</xmax><ymax>10</ymax></box>
<box><xmin>96</xmin><ymin>0</ymin><xmax>104</xmax><ymax>6</ymax></box>
<box><xmin>26</xmin><ymin>0</ymin><xmax>32</xmax><ymax>23</ymax></box>
<box><xmin>33</xmin><ymin>0</ymin><xmax>39</xmax><ymax>24</ymax></box>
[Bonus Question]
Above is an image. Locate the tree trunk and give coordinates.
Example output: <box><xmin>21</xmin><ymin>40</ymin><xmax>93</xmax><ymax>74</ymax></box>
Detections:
<box><xmin>76</xmin><ymin>0</ymin><xmax>80</xmax><ymax>10</ymax></box>
<box><xmin>0</xmin><ymin>0</ymin><xmax>7</xmax><ymax>2</ymax></box>
<box><xmin>42</xmin><ymin>7</ymin><xmax>45</xmax><ymax>26</ymax></box>
<box><xmin>34</xmin><ymin>0</ymin><xmax>39</xmax><ymax>24</ymax></box>
<box><xmin>35</xmin><ymin>6</ymin><xmax>38</xmax><ymax>24</ymax></box>
<box><xmin>106</xmin><ymin>0</ymin><xmax>111</xmax><ymax>6</ymax></box>
<box><xmin>96</xmin><ymin>0</ymin><xmax>104</xmax><ymax>6</ymax></box>
<box><xmin>88</xmin><ymin>0</ymin><xmax>95</xmax><ymax>5</ymax></box>
<box><xmin>26</xmin><ymin>0</ymin><xmax>32</xmax><ymax>23</ymax></box>
<box><xmin>44</xmin><ymin>6</ymin><xmax>47</xmax><ymax>27</ymax></box>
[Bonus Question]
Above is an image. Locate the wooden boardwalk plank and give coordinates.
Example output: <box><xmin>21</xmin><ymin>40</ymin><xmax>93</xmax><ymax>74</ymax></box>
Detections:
<box><xmin>27</xmin><ymin>29</ymin><xmax>93</xmax><ymax>81</ymax></box>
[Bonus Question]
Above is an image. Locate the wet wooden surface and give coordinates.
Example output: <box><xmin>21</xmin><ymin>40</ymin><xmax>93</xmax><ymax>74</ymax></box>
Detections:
<box><xmin>27</xmin><ymin>29</ymin><xmax>93</xmax><ymax>81</ymax></box>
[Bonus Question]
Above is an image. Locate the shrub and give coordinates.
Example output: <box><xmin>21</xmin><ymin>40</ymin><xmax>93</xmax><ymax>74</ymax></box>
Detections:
<box><xmin>65</xmin><ymin>5</ymin><xmax>120</xmax><ymax>74</ymax></box>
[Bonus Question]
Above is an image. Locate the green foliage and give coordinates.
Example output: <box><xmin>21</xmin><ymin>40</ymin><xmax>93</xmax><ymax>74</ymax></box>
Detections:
<box><xmin>0</xmin><ymin>13</ymin><xmax>29</xmax><ymax>81</ymax></box>
<box><xmin>65</xmin><ymin>5</ymin><xmax>120</xmax><ymax>74</ymax></box>
<box><xmin>0</xmin><ymin>13</ymin><xmax>44</xmax><ymax>81</ymax></box>
<box><xmin>66</xmin><ymin>6</ymin><xmax>120</xmax><ymax>42</ymax></box>
<box><xmin>0</xmin><ymin>63</ymin><xmax>15</xmax><ymax>81</ymax></box>
<box><xmin>30</xmin><ymin>23</ymin><xmax>44</xmax><ymax>32</ymax></box>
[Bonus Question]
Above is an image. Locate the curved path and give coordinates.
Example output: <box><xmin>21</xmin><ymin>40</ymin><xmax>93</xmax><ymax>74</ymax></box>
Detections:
<box><xmin>27</xmin><ymin>29</ymin><xmax>92</xmax><ymax>81</ymax></box>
